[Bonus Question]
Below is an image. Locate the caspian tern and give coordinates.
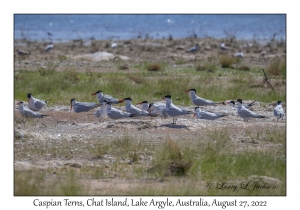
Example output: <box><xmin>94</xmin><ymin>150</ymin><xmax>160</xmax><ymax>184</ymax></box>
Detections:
<box><xmin>27</xmin><ymin>93</ymin><xmax>49</xmax><ymax>111</ymax></box>
<box><xmin>70</xmin><ymin>98</ymin><xmax>100</xmax><ymax>113</ymax></box>
<box><xmin>220</xmin><ymin>42</ymin><xmax>229</xmax><ymax>50</ymax></box>
<box><xmin>111</xmin><ymin>42</ymin><xmax>118</xmax><ymax>48</ymax></box>
<box><xmin>17</xmin><ymin>101</ymin><xmax>48</xmax><ymax>118</ymax></box>
<box><xmin>162</xmin><ymin>95</ymin><xmax>193</xmax><ymax>124</ymax></box>
<box><xmin>193</xmin><ymin>107</ymin><xmax>227</xmax><ymax>120</ymax></box>
<box><xmin>91</xmin><ymin>90</ymin><xmax>119</xmax><ymax>105</ymax></box>
<box><xmin>136</xmin><ymin>101</ymin><xmax>157</xmax><ymax>116</ymax></box>
<box><xmin>44</xmin><ymin>42</ymin><xmax>54</xmax><ymax>51</ymax></box>
<box><xmin>234</xmin><ymin>50</ymin><xmax>244</xmax><ymax>58</ymax></box>
<box><xmin>106</xmin><ymin>102</ymin><xmax>135</xmax><ymax>120</ymax></box>
<box><xmin>16</xmin><ymin>49</ymin><xmax>30</xmax><ymax>56</ymax></box>
<box><xmin>274</xmin><ymin>101</ymin><xmax>285</xmax><ymax>122</ymax></box>
<box><xmin>147</xmin><ymin>102</ymin><xmax>168</xmax><ymax>119</ymax></box>
<box><xmin>119</xmin><ymin>98</ymin><xmax>149</xmax><ymax>117</ymax></box>
<box><xmin>186</xmin><ymin>44</ymin><xmax>199</xmax><ymax>53</ymax></box>
<box><xmin>236</xmin><ymin>99</ymin><xmax>265</xmax><ymax>122</ymax></box>
<box><xmin>227</xmin><ymin>100</ymin><xmax>256</xmax><ymax>109</ymax></box>
<box><xmin>94</xmin><ymin>100</ymin><xmax>109</xmax><ymax>122</ymax></box>
<box><xmin>184</xmin><ymin>89</ymin><xmax>222</xmax><ymax>106</ymax></box>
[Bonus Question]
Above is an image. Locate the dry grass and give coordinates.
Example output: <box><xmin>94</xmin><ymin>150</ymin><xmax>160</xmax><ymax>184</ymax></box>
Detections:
<box><xmin>219</xmin><ymin>55</ymin><xmax>236</xmax><ymax>68</ymax></box>
<box><xmin>147</xmin><ymin>63</ymin><xmax>162</xmax><ymax>71</ymax></box>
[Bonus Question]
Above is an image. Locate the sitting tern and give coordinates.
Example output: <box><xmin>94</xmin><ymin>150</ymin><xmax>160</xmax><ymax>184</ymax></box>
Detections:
<box><xmin>184</xmin><ymin>89</ymin><xmax>223</xmax><ymax>106</ymax></box>
<box><xmin>17</xmin><ymin>101</ymin><xmax>48</xmax><ymax>118</ymax></box>
<box><xmin>220</xmin><ymin>42</ymin><xmax>229</xmax><ymax>50</ymax></box>
<box><xmin>147</xmin><ymin>102</ymin><xmax>168</xmax><ymax>119</ymax></box>
<box><xmin>16</xmin><ymin>49</ymin><xmax>30</xmax><ymax>56</ymax></box>
<box><xmin>186</xmin><ymin>44</ymin><xmax>199</xmax><ymax>53</ymax></box>
<box><xmin>234</xmin><ymin>50</ymin><xmax>244</xmax><ymax>58</ymax></box>
<box><xmin>274</xmin><ymin>101</ymin><xmax>285</xmax><ymax>122</ymax></box>
<box><xmin>227</xmin><ymin>100</ymin><xmax>256</xmax><ymax>109</ymax></box>
<box><xmin>27</xmin><ymin>93</ymin><xmax>49</xmax><ymax>111</ymax></box>
<box><xmin>193</xmin><ymin>107</ymin><xmax>227</xmax><ymax>120</ymax></box>
<box><xmin>136</xmin><ymin>101</ymin><xmax>157</xmax><ymax>116</ymax></box>
<box><xmin>162</xmin><ymin>95</ymin><xmax>193</xmax><ymax>124</ymax></box>
<box><xmin>70</xmin><ymin>98</ymin><xmax>100</xmax><ymax>113</ymax></box>
<box><xmin>44</xmin><ymin>42</ymin><xmax>54</xmax><ymax>51</ymax></box>
<box><xmin>93</xmin><ymin>100</ymin><xmax>110</xmax><ymax>122</ymax></box>
<box><xmin>106</xmin><ymin>102</ymin><xmax>135</xmax><ymax>120</ymax></box>
<box><xmin>236</xmin><ymin>99</ymin><xmax>265</xmax><ymax>122</ymax></box>
<box><xmin>119</xmin><ymin>98</ymin><xmax>149</xmax><ymax>117</ymax></box>
<box><xmin>91</xmin><ymin>90</ymin><xmax>119</xmax><ymax>105</ymax></box>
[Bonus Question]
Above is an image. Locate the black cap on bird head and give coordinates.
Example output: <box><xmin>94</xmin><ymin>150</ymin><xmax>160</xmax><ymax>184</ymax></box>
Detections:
<box><xmin>189</xmin><ymin>89</ymin><xmax>196</xmax><ymax>92</ymax></box>
<box><xmin>164</xmin><ymin>95</ymin><xmax>171</xmax><ymax>99</ymax></box>
<box><xmin>277</xmin><ymin>101</ymin><xmax>282</xmax><ymax>105</ymax></box>
<box><xmin>123</xmin><ymin>97</ymin><xmax>132</xmax><ymax>101</ymax></box>
<box><xmin>237</xmin><ymin>99</ymin><xmax>243</xmax><ymax>104</ymax></box>
<box><xmin>148</xmin><ymin>103</ymin><xmax>154</xmax><ymax>109</ymax></box>
<box><xmin>194</xmin><ymin>107</ymin><xmax>200</xmax><ymax>110</ymax></box>
<box><xmin>70</xmin><ymin>98</ymin><xmax>76</xmax><ymax>103</ymax></box>
<box><xmin>27</xmin><ymin>93</ymin><xmax>32</xmax><ymax>98</ymax></box>
<box><xmin>230</xmin><ymin>100</ymin><xmax>235</xmax><ymax>105</ymax></box>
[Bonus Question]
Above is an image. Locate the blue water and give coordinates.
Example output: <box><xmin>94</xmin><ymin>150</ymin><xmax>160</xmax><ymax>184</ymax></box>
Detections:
<box><xmin>14</xmin><ymin>14</ymin><xmax>286</xmax><ymax>42</ymax></box>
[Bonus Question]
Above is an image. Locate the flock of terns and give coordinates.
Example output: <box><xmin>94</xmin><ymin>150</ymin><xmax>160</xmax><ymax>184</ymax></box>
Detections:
<box><xmin>16</xmin><ymin>89</ymin><xmax>285</xmax><ymax>124</ymax></box>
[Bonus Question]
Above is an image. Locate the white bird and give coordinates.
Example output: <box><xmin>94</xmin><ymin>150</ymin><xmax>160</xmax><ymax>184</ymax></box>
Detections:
<box><xmin>91</xmin><ymin>90</ymin><xmax>119</xmax><ymax>105</ymax></box>
<box><xmin>119</xmin><ymin>98</ymin><xmax>149</xmax><ymax>117</ymax></box>
<box><xmin>234</xmin><ymin>50</ymin><xmax>244</xmax><ymax>58</ymax></box>
<box><xmin>186</xmin><ymin>44</ymin><xmax>199</xmax><ymax>53</ymax></box>
<box><xmin>70</xmin><ymin>98</ymin><xmax>100</xmax><ymax>113</ymax></box>
<box><xmin>227</xmin><ymin>100</ymin><xmax>256</xmax><ymax>109</ymax></box>
<box><xmin>94</xmin><ymin>100</ymin><xmax>109</xmax><ymax>122</ymax></box>
<box><xmin>111</xmin><ymin>42</ymin><xmax>118</xmax><ymax>48</ymax></box>
<box><xmin>220</xmin><ymin>42</ymin><xmax>229</xmax><ymax>50</ymax></box>
<box><xmin>136</xmin><ymin>101</ymin><xmax>157</xmax><ymax>116</ymax></box>
<box><xmin>184</xmin><ymin>89</ymin><xmax>222</xmax><ymax>106</ymax></box>
<box><xmin>147</xmin><ymin>102</ymin><xmax>168</xmax><ymax>119</ymax></box>
<box><xmin>17</xmin><ymin>101</ymin><xmax>48</xmax><ymax>118</ymax></box>
<box><xmin>16</xmin><ymin>49</ymin><xmax>30</xmax><ymax>56</ymax></box>
<box><xmin>274</xmin><ymin>101</ymin><xmax>285</xmax><ymax>122</ymax></box>
<box><xmin>44</xmin><ymin>42</ymin><xmax>54</xmax><ymax>51</ymax></box>
<box><xmin>106</xmin><ymin>102</ymin><xmax>135</xmax><ymax>120</ymax></box>
<box><xmin>27</xmin><ymin>93</ymin><xmax>49</xmax><ymax>111</ymax></box>
<box><xmin>193</xmin><ymin>107</ymin><xmax>227</xmax><ymax>120</ymax></box>
<box><xmin>162</xmin><ymin>95</ymin><xmax>193</xmax><ymax>124</ymax></box>
<box><xmin>236</xmin><ymin>99</ymin><xmax>265</xmax><ymax>122</ymax></box>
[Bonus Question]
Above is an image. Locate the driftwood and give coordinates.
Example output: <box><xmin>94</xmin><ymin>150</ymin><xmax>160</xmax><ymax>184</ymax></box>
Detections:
<box><xmin>261</xmin><ymin>68</ymin><xmax>274</xmax><ymax>92</ymax></box>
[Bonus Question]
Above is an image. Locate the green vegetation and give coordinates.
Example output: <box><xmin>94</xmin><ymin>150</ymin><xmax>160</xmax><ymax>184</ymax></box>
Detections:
<box><xmin>14</xmin><ymin>60</ymin><xmax>285</xmax><ymax>106</ymax></box>
<box><xmin>14</xmin><ymin>126</ymin><xmax>285</xmax><ymax>195</ymax></box>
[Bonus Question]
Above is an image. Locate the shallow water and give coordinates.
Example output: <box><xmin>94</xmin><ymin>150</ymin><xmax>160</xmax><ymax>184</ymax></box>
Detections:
<box><xmin>14</xmin><ymin>14</ymin><xmax>286</xmax><ymax>42</ymax></box>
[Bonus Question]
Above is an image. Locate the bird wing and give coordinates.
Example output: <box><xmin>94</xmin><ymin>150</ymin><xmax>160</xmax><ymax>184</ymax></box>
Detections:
<box><xmin>74</xmin><ymin>102</ymin><xmax>97</xmax><ymax>112</ymax></box>
<box><xmin>238</xmin><ymin>107</ymin><xmax>262</xmax><ymax>118</ymax></box>
<box><xmin>193</xmin><ymin>96</ymin><xmax>215</xmax><ymax>106</ymax></box>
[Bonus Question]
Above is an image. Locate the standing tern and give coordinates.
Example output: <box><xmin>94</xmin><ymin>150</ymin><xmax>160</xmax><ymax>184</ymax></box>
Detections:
<box><xmin>186</xmin><ymin>44</ymin><xmax>199</xmax><ymax>53</ymax></box>
<box><xmin>274</xmin><ymin>101</ymin><xmax>285</xmax><ymax>122</ymax></box>
<box><xmin>44</xmin><ymin>42</ymin><xmax>54</xmax><ymax>51</ymax></box>
<box><xmin>94</xmin><ymin>100</ymin><xmax>110</xmax><ymax>122</ymax></box>
<box><xmin>184</xmin><ymin>89</ymin><xmax>223</xmax><ymax>106</ymax></box>
<box><xmin>147</xmin><ymin>102</ymin><xmax>168</xmax><ymax>119</ymax></box>
<box><xmin>17</xmin><ymin>101</ymin><xmax>49</xmax><ymax>118</ymax></box>
<box><xmin>91</xmin><ymin>90</ymin><xmax>119</xmax><ymax>105</ymax></box>
<box><xmin>119</xmin><ymin>98</ymin><xmax>149</xmax><ymax>117</ymax></box>
<box><xmin>106</xmin><ymin>102</ymin><xmax>135</xmax><ymax>120</ymax></box>
<box><xmin>236</xmin><ymin>99</ymin><xmax>265</xmax><ymax>122</ymax></box>
<box><xmin>193</xmin><ymin>107</ymin><xmax>227</xmax><ymax>120</ymax></box>
<box><xmin>70</xmin><ymin>98</ymin><xmax>100</xmax><ymax>113</ymax></box>
<box><xmin>162</xmin><ymin>95</ymin><xmax>193</xmax><ymax>124</ymax></box>
<box><xmin>27</xmin><ymin>93</ymin><xmax>49</xmax><ymax>111</ymax></box>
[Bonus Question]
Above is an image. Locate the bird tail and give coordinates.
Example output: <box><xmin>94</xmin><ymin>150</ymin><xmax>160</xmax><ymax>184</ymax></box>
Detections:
<box><xmin>257</xmin><ymin>115</ymin><xmax>265</xmax><ymax>118</ymax></box>
<box><xmin>45</xmin><ymin>99</ymin><xmax>52</xmax><ymax>104</ymax></box>
<box><xmin>42</xmin><ymin>115</ymin><xmax>50</xmax><ymax>118</ymax></box>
